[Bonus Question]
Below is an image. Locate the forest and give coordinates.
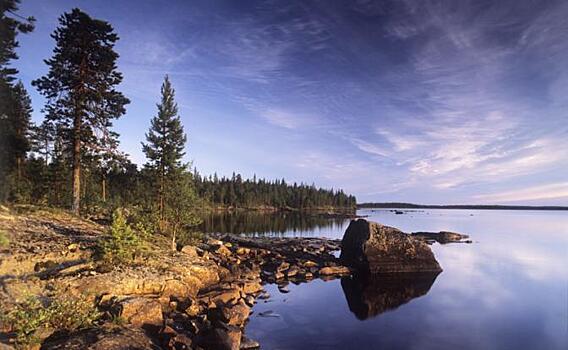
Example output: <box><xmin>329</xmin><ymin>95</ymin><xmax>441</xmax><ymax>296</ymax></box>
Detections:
<box><xmin>0</xmin><ymin>3</ymin><xmax>356</xmax><ymax>242</ymax></box>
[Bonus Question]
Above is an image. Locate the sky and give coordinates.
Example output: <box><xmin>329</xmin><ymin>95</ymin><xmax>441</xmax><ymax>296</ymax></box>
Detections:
<box><xmin>11</xmin><ymin>0</ymin><xmax>568</xmax><ymax>205</ymax></box>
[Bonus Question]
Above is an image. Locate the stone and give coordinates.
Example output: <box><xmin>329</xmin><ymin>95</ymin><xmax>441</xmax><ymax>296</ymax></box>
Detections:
<box><xmin>216</xmin><ymin>245</ymin><xmax>232</xmax><ymax>256</ymax></box>
<box><xmin>200</xmin><ymin>287</ymin><xmax>241</xmax><ymax>306</ymax></box>
<box><xmin>236</xmin><ymin>247</ymin><xmax>250</xmax><ymax>255</ymax></box>
<box><xmin>411</xmin><ymin>231</ymin><xmax>470</xmax><ymax>244</ymax></box>
<box><xmin>303</xmin><ymin>260</ymin><xmax>318</xmax><ymax>268</ymax></box>
<box><xmin>319</xmin><ymin>266</ymin><xmax>351</xmax><ymax>276</ymax></box>
<box><xmin>41</xmin><ymin>326</ymin><xmax>156</xmax><ymax>350</ymax></box>
<box><xmin>340</xmin><ymin>219</ymin><xmax>442</xmax><ymax>274</ymax></box>
<box><xmin>198</xmin><ymin>324</ymin><xmax>242</xmax><ymax>350</ymax></box>
<box><xmin>181</xmin><ymin>245</ymin><xmax>199</xmax><ymax>257</ymax></box>
<box><xmin>118</xmin><ymin>297</ymin><xmax>163</xmax><ymax>328</ymax></box>
<box><xmin>222</xmin><ymin>303</ymin><xmax>251</xmax><ymax>326</ymax></box>
<box><xmin>240</xmin><ymin>336</ymin><xmax>260</xmax><ymax>349</ymax></box>
<box><xmin>276</xmin><ymin>262</ymin><xmax>290</xmax><ymax>272</ymax></box>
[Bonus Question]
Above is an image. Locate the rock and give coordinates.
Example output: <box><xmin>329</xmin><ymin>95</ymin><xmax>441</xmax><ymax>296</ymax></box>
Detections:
<box><xmin>41</xmin><ymin>326</ymin><xmax>157</xmax><ymax>350</ymax></box>
<box><xmin>278</xmin><ymin>285</ymin><xmax>290</xmax><ymax>293</ymax></box>
<box><xmin>118</xmin><ymin>297</ymin><xmax>163</xmax><ymax>328</ymax></box>
<box><xmin>286</xmin><ymin>266</ymin><xmax>299</xmax><ymax>277</ymax></box>
<box><xmin>200</xmin><ymin>287</ymin><xmax>241</xmax><ymax>306</ymax></box>
<box><xmin>340</xmin><ymin>219</ymin><xmax>442</xmax><ymax>274</ymax></box>
<box><xmin>240</xmin><ymin>280</ymin><xmax>262</xmax><ymax>294</ymax></box>
<box><xmin>181</xmin><ymin>245</ymin><xmax>199</xmax><ymax>257</ymax></box>
<box><xmin>303</xmin><ymin>260</ymin><xmax>318</xmax><ymax>268</ymax></box>
<box><xmin>221</xmin><ymin>303</ymin><xmax>251</xmax><ymax>327</ymax></box>
<box><xmin>319</xmin><ymin>266</ymin><xmax>351</xmax><ymax>276</ymax></box>
<box><xmin>198</xmin><ymin>324</ymin><xmax>242</xmax><ymax>350</ymax></box>
<box><xmin>216</xmin><ymin>245</ymin><xmax>232</xmax><ymax>256</ymax></box>
<box><xmin>185</xmin><ymin>299</ymin><xmax>201</xmax><ymax>317</ymax></box>
<box><xmin>276</xmin><ymin>262</ymin><xmax>290</xmax><ymax>272</ymax></box>
<box><xmin>244</xmin><ymin>295</ymin><xmax>255</xmax><ymax>306</ymax></box>
<box><xmin>161</xmin><ymin>279</ymin><xmax>191</xmax><ymax>300</ymax></box>
<box><xmin>411</xmin><ymin>231</ymin><xmax>470</xmax><ymax>244</ymax></box>
<box><xmin>240</xmin><ymin>336</ymin><xmax>260</xmax><ymax>349</ymax></box>
<box><xmin>236</xmin><ymin>247</ymin><xmax>250</xmax><ymax>255</ymax></box>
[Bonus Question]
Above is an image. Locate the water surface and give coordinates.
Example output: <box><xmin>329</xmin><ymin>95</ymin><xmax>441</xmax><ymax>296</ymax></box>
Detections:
<box><xmin>209</xmin><ymin>209</ymin><xmax>568</xmax><ymax>349</ymax></box>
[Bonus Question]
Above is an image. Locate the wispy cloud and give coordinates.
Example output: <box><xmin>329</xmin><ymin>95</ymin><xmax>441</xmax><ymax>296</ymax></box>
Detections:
<box><xmin>474</xmin><ymin>182</ymin><xmax>568</xmax><ymax>203</ymax></box>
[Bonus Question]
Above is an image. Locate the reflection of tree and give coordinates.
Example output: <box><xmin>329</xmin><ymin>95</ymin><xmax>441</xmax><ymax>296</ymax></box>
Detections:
<box><xmin>199</xmin><ymin>211</ymin><xmax>347</xmax><ymax>236</ymax></box>
<box><xmin>341</xmin><ymin>272</ymin><xmax>440</xmax><ymax>320</ymax></box>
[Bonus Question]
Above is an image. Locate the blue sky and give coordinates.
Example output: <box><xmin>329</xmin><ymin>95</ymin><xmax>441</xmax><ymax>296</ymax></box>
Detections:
<box><xmin>12</xmin><ymin>0</ymin><xmax>568</xmax><ymax>205</ymax></box>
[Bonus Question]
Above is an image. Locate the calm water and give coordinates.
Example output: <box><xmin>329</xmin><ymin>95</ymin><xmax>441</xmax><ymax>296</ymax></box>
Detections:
<box><xmin>211</xmin><ymin>209</ymin><xmax>568</xmax><ymax>350</ymax></box>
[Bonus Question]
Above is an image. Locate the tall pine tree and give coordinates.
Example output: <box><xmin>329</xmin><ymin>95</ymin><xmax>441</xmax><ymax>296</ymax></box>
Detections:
<box><xmin>0</xmin><ymin>0</ymin><xmax>34</xmax><ymax>201</ymax></box>
<box><xmin>32</xmin><ymin>8</ymin><xmax>129</xmax><ymax>214</ymax></box>
<box><xmin>142</xmin><ymin>76</ymin><xmax>199</xmax><ymax>250</ymax></box>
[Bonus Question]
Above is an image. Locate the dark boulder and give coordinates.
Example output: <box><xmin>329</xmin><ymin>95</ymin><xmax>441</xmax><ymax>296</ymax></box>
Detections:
<box><xmin>340</xmin><ymin>219</ymin><xmax>442</xmax><ymax>274</ymax></box>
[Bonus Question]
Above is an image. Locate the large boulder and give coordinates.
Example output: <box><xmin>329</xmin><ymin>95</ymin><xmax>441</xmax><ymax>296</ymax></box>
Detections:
<box><xmin>340</xmin><ymin>219</ymin><xmax>442</xmax><ymax>274</ymax></box>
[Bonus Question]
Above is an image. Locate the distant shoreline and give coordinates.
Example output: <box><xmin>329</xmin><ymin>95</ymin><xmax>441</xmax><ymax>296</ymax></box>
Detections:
<box><xmin>357</xmin><ymin>203</ymin><xmax>568</xmax><ymax>211</ymax></box>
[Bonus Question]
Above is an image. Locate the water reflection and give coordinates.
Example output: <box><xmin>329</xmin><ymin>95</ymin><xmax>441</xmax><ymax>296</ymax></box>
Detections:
<box><xmin>341</xmin><ymin>272</ymin><xmax>441</xmax><ymax>320</ymax></box>
<box><xmin>199</xmin><ymin>210</ymin><xmax>348</xmax><ymax>236</ymax></box>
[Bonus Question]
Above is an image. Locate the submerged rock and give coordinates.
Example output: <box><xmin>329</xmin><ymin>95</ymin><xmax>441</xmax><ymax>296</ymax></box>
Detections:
<box><xmin>340</xmin><ymin>219</ymin><xmax>442</xmax><ymax>274</ymax></box>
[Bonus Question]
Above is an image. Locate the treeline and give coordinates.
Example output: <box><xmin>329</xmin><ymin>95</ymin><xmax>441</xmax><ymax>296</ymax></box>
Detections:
<box><xmin>194</xmin><ymin>172</ymin><xmax>356</xmax><ymax>210</ymax></box>
<box><xmin>358</xmin><ymin>202</ymin><xmax>568</xmax><ymax>211</ymax></box>
<box><xmin>0</xmin><ymin>3</ymin><xmax>356</xmax><ymax>247</ymax></box>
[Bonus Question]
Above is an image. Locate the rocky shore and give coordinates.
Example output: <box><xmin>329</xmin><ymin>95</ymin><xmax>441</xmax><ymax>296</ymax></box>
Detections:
<box><xmin>0</xmin><ymin>208</ymin><xmax>467</xmax><ymax>350</ymax></box>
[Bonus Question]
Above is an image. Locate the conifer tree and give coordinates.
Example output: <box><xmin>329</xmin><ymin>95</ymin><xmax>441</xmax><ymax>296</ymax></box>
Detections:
<box><xmin>142</xmin><ymin>76</ymin><xmax>200</xmax><ymax>250</ymax></box>
<box><xmin>32</xmin><ymin>8</ymin><xmax>129</xmax><ymax>214</ymax></box>
<box><xmin>0</xmin><ymin>0</ymin><xmax>34</xmax><ymax>200</ymax></box>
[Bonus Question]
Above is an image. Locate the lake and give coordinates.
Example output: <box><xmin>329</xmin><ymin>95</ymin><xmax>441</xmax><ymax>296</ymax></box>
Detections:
<box><xmin>203</xmin><ymin>209</ymin><xmax>568</xmax><ymax>350</ymax></box>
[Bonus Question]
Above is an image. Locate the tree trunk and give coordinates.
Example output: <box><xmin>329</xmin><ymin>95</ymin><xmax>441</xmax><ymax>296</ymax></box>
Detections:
<box><xmin>71</xmin><ymin>113</ymin><xmax>81</xmax><ymax>215</ymax></box>
<box><xmin>16</xmin><ymin>156</ymin><xmax>21</xmax><ymax>191</ymax></box>
<box><xmin>171</xmin><ymin>229</ymin><xmax>176</xmax><ymax>251</ymax></box>
<box><xmin>102</xmin><ymin>175</ymin><xmax>106</xmax><ymax>202</ymax></box>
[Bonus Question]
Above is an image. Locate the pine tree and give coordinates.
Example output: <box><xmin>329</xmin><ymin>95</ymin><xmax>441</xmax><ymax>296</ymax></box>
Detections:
<box><xmin>0</xmin><ymin>0</ymin><xmax>34</xmax><ymax>201</ymax></box>
<box><xmin>32</xmin><ymin>8</ymin><xmax>129</xmax><ymax>214</ymax></box>
<box><xmin>142</xmin><ymin>76</ymin><xmax>199</xmax><ymax>250</ymax></box>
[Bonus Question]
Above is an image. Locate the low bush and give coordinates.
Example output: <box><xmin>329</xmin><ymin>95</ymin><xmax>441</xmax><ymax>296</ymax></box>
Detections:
<box><xmin>98</xmin><ymin>208</ymin><xmax>146</xmax><ymax>265</ymax></box>
<box><xmin>0</xmin><ymin>230</ymin><xmax>9</xmax><ymax>248</ymax></box>
<box><xmin>1</xmin><ymin>294</ymin><xmax>99</xmax><ymax>348</ymax></box>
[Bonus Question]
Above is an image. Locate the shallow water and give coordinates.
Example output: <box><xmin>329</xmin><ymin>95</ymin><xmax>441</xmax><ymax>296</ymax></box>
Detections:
<box><xmin>210</xmin><ymin>209</ymin><xmax>568</xmax><ymax>349</ymax></box>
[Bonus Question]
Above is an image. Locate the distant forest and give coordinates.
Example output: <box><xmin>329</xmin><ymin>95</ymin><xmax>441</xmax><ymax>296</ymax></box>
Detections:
<box><xmin>194</xmin><ymin>172</ymin><xmax>356</xmax><ymax>210</ymax></box>
<box><xmin>0</xmin><ymin>3</ymin><xmax>356</xmax><ymax>231</ymax></box>
<box><xmin>358</xmin><ymin>203</ymin><xmax>568</xmax><ymax>211</ymax></box>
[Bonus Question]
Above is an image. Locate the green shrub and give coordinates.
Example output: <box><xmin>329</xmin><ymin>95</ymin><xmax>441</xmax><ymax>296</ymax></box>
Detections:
<box><xmin>99</xmin><ymin>208</ymin><xmax>144</xmax><ymax>265</ymax></box>
<box><xmin>2</xmin><ymin>295</ymin><xmax>99</xmax><ymax>348</ymax></box>
<box><xmin>0</xmin><ymin>230</ymin><xmax>9</xmax><ymax>248</ymax></box>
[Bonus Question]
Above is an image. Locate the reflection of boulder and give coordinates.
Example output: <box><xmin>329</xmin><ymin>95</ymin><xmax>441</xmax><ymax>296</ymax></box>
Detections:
<box><xmin>340</xmin><ymin>219</ymin><xmax>442</xmax><ymax>273</ymax></box>
<box><xmin>341</xmin><ymin>272</ymin><xmax>440</xmax><ymax>320</ymax></box>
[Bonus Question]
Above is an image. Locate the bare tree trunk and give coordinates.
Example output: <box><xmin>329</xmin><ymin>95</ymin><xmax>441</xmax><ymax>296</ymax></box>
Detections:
<box><xmin>171</xmin><ymin>229</ymin><xmax>176</xmax><ymax>251</ymax></box>
<box><xmin>16</xmin><ymin>156</ymin><xmax>21</xmax><ymax>191</ymax></box>
<box><xmin>72</xmin><ymin>113</ymin><xmax>81</xmax><ymax>215</ymax></box>
<box><xmin>102</xmin><ymin>175</ymin><xmax>106</xmax><ymax>202</ymax></box>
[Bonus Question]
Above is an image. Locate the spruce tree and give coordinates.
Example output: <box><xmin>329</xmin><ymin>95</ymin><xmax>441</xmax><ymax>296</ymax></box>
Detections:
<box><xmin>142</xmin><ymin>76</ymin><xmax>199</xmax><ymax>250</ymax></box>
<box><xmin>32</xmin><ymin>8</ymin><xmax>129</xmax><ymax>214</ymax></box>
<box><xmin>0</xmin><ymin>0</ymin><xmax>34</xmax><ymax>200</ymax></box>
